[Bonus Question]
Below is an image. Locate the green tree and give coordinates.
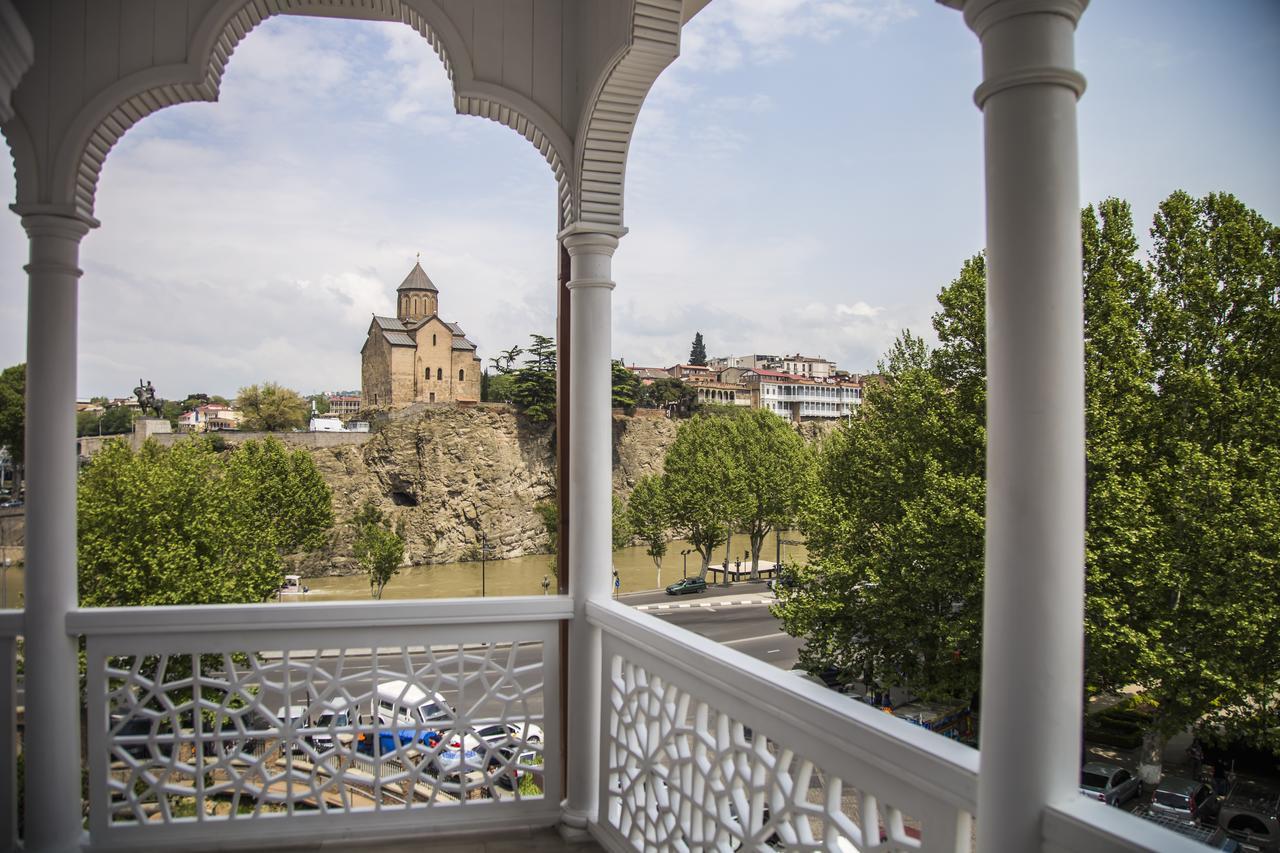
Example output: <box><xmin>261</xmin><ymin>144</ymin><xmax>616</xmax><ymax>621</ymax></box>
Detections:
<box><xmin>307</xmin><ymin>394</ymin><xmax>330</xmax><ymax>416</ymax></box>
<box><xmin>351</xmin><ymin>499</ymin><xmax>406</xmax><ymax>600</ymax></box>
<box><xmin>689</xmin><ymin>332</ymin><xmax>707</xmax><ymax>366</ymax></box>
<box><xmin>612</xmin><ymin>361</ymin><xmax>640</xmax><ymax>414</ymax></box>
<box><xmin>628</xmin><ymin>476</ymin><xmax>671</xmax><ymax>579</ymax></box>
<box><xmin>487</xmin><ymin>371</ymin><xmax>515</xmax><ymax>404</ymax></box>
<box><xmin>661</xmin><ymin>415</ymin><xmax>745</xmax><ymax>579</ymax></box>
<box><xmin>510</xmin><ymin>335</ymin><xmax>557</xmax><ymax>423</ymax></box>
<box><xmin>237</xmin><ymin>383</ymin><xmax>309</xmax><ymax>432</ymax></box>
<box><xmin>1121</xmin><ymin>192</ymin><xmax>1280</xmax><ymax>780</ymax></box>
<box><xmin>535</xmin><ymin>499</ymin><xmax>558</xmax><ymax>554</ymax></box>
<box><xmin>728</xmin><ymin>409</ymin><xmax>813</xmax><ymax>579</ymax></box>
<box><xmin>99</xmin><ymin>405</ymin><xmax>135</xmax><ymax>435</ymax></box>
<box><xmin>778</xmin><ymin>330</ymin><xmax>985</xmax><ymax>701</ymax></box>
<box><xmin>0</xmin><ymin>363</ymin><xmax>24</xmax><ymax>467</ymax></box>
<box><xmin>77</xmin><ymin>437</ymin><xmax>334</xmax><ymax>606</ymax></box>
<box><xmin>637</xmin><ymin>377</ymin><xmax>698</xmax><ymax>416</ymax></box>
<box><xmin>612</xmin><ymin>494</ymin><xmax>633</xmax><ymax>550</ymax></box>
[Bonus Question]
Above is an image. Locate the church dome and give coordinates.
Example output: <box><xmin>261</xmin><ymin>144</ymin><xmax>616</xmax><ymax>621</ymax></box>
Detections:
<box><xmin>397</xmin><ymin>261</ymin><xmax>438</xmax><ymax>293</ymax></box>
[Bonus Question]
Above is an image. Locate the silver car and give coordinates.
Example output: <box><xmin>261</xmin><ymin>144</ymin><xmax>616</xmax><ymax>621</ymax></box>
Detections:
<box><xmin>1150</xmin><ymin>776</ymin><xmax>1215</xmax><ymax>825</ymax></box>
<box><xmin>1080</xmin><ymin>762</ymin><xmax>1143</xmax><ymax>807</ymax></box>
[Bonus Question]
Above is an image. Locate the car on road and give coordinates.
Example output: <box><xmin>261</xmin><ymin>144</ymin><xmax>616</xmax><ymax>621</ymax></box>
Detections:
<box><xmin>1079</xmin><ymin>761</ymin><xmax>1143</xmax><ymax>807</ymax></box>
<box><xmin>666</xmin><ymin>577</ymin><xmax>707</xmax><ymax>596</ymax></box>
<box><xmin>475</xmin><ymin>722</ymin><xmax>544</xmax><ymax>788</ymax></box>
<box><xmin>1149</xmin><ymin>776</ymin><xmax>1217</xmax><ymax>825</ymax></box>
<box><xmin>1217</xmin><ymin>781</ymin><xmax>1280</xmax><ymax>852</ymax></box>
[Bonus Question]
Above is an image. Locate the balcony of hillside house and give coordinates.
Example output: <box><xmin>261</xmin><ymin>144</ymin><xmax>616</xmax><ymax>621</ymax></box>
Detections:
<box><xmin>0</xmin><ymin>0</ymin><xmax>1220</xmax><ymax>851</ymax></box>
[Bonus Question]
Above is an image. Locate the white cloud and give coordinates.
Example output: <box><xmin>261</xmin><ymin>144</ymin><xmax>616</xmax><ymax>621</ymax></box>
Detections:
<box><xmin>682</xmin><ymin>0</ymin><xmax>916</xmax><ymax>70</ymax></box>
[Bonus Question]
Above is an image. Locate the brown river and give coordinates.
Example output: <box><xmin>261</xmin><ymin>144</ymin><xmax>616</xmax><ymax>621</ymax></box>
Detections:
<box><xmin>0</xmin><ymin>532</ymin><xmax>808</xmax><ymax>605</ymax></box>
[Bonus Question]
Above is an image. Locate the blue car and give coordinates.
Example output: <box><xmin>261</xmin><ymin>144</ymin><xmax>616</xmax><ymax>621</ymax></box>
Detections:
<box><xmin>355</xmin><ymin>727</ymin><xmax>439</xmax><ymax>756</ymax></box>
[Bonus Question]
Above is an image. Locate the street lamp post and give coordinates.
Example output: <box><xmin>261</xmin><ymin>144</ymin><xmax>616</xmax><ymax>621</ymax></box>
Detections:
<box><xmin>681</xmin><ymin>549</ymin><xmax>690</xmax><ymax>578</ymax></box>
<box><xmin>541</xmin><ymin>575</ymin><xmax>550</xmax><ymax>596</ymax></box>
<box><xmin>479</xmin><ymin>533</ymin><xmax>489</xmax><ymax>597</ymax></box>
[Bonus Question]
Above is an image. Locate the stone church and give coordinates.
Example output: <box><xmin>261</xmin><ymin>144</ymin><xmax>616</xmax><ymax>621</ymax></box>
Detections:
<box><xmin>361</xmin><ymin>261</ymin><xmax>482</xmax><ymax>408</ymax></box>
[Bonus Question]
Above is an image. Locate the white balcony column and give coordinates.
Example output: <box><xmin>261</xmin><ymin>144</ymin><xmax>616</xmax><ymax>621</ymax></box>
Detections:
<box><xmin>558</xmin><ymin>222</ymin><xmax>624</xmax><ymax>837</ymax></box>
<box><xmin>18</xmin><ymin>211</ymin><xmax>94</xmax><ymax>853</ymax></box>
<box><xmin>948</xmin><ymin>0</ymin><xmax>1089</xmax><ymax>850</ymax></box>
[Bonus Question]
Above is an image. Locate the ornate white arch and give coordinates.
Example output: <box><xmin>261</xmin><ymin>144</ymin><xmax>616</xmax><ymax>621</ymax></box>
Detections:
<box><xmin>572</xmin><ymin>0</ymin><xmax>683</xmax><ymax>229</ymax></box>
<box><xmin>37</xmin><ymin>0</ymin><xmax>574</xmax><ymax>222</ymax></box>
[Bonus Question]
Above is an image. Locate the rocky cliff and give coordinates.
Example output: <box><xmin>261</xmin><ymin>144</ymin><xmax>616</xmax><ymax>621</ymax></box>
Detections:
<box><xmin>293</xmin><ymin>406</ymin><xmax>678</xmax><ymax>576</ymax></box>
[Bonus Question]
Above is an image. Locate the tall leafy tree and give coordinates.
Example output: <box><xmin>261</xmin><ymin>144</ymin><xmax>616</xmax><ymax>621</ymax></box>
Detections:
<box><xmin>689</xmin><ymin>332</ymin><xmax>707</xmax><ymax>366</ymax></box>
<box><xmin>628</xmin><ymin>476</ymin><xmax>671</xmax><ymax>582</ymax></box>
<box><xmin>237</xmin><ymin>382</ymin><xmax>309</xmax><ymax>431</ymax></box>
<box><xmin>778</xmin><ymin>330</ymin><xmax>985</xmax><ymax>701</ymax></box>
<box><xmin>1121</xmin><ymin>192</ymin><xmax>1280</xmax><ymax>780</ymax></box>
<box><xmin>351</xmin><ymin>499</ymin><xmax>406</xmax><ymax>600</ymax></box>
<box><xmin>0</xmin><ymin>364</ymin><xmax>24</xmax><ymax>471</ymax></box>
<box><xmin>728</xmin><ymin>409</ymin><xmax>813</xmax><ymax>579</ymax></box>
<box><xmin>612</xmin><ymin>360</ymin><xmax>640</xmax><ymax>414</ymax></box>
<box><xmin>78</xmin><ymin>437</ymin><xmax>333</xmax><ymax>606</ymax></box>
<box><xmin>510</xmin><ymin>334</ymin><xmax>557</xmax><ymax>423</ymax></box>
<box><xmin>661</xmin><ymin>415</ymin><xmax>745</xmax><ymax>578</ymax></box>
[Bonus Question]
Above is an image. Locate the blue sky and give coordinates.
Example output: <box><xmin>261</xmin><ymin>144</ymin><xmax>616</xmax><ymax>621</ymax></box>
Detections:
<box><xmin>1</xmin><ymin>0</ymin><xmax>1277</xmax><ymax>398</ymax></box>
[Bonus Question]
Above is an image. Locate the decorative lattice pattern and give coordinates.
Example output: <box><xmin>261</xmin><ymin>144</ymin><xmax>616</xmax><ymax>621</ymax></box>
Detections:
<box><xmin>603</xmin><ymin>656</ymin><xmax>940</xmax><ymax>853</ymax></box>
<box><xmin>94</xmin><ymin>642</ymin><xmax>548</xmax><ymax>824</ymax></box>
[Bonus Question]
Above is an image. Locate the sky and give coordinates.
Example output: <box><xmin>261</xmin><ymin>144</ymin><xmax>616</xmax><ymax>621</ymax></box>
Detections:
<box><xmin>0</xmin><ymin>0</ymin><xmax>1277</xmax><ymax>399</ymax></box>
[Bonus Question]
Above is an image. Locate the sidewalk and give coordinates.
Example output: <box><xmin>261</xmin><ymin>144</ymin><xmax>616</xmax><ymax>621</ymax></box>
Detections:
<box><xmin>632</xmin><ymin>590</ymin><xmax>775</xmax><ymax>613</ymax></box>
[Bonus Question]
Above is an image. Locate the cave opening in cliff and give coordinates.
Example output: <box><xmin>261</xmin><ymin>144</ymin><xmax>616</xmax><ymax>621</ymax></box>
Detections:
<box><xmin>389</xmin><ymin>489</ymin><xmax>418</xmax><ymax>507</ymax></box>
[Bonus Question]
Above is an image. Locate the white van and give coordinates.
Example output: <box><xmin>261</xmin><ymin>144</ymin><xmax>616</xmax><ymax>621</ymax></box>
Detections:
<box><xmin>371</xmin><ymin>679</ymin><xmax>453</xmax><ymax>728</ymax></box>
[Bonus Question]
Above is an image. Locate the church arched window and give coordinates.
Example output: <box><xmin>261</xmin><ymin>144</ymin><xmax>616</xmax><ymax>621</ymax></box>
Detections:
<box><xmin>437</xmin><ymin>367</ymin><xmax>443</xmax><ymax>381</ymax></box>
<box><xmin>459</xmin><ymin>369</ymin><xmax>465</xmax><ymax>381</ymax></box>
<box><xmin>432</xmin><ymin>334</ymin><xmax>437</xmax><ymax>346</ymax></box>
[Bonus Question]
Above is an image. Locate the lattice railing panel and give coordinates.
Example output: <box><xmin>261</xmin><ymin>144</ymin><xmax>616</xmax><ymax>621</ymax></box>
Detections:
<box><xmin>593</xmin><ymin>601</ymin><xmax>977</xmax><ymax>853</ymax></box>
<box><xmin>77</xmin><ymin>600</ymin><xmax>564</xmax><ymax>847</ymax></box>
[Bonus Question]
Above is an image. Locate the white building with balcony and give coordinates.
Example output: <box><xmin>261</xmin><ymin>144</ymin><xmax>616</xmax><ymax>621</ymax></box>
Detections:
<box><xmin>746</xmin><ymin>369</ymin><xmax>862</xmax><ymax>422</ymax></box>
<box><xmin>0</xmin><ymin>1</ymin><xmax>1210</xmax><ymax>852</ymax></box>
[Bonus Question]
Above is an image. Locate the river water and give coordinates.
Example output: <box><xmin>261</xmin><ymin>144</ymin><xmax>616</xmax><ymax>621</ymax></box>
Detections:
<box><xmin>0</xmin><ymin>532</ymin><xmax>807</xmax><ymax>605</ymax></box>
<box><xmin>294</xmin><ymin>531</ymin><xmax>808</xmax><ymax>602</ymax></box>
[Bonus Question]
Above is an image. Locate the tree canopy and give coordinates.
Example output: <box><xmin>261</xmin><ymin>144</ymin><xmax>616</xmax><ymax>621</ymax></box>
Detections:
<box><xmin>351</xmin><ymin>499</ymin><xmax>405</xmax><ymax>600</ymax></box>
<box><xmin>628</xmin><ymin>476</ymin><xmax>671</xmax><ymax>574</ymax></box>
<box><xmin>727</xmin><ymin>409</ymin><xmax>814</xmax><ymax>579</ymax></box>
<box><xmin>237</xmin><ymin>383</ymin><xmax>309</xmax><ymax>431</ymax></box>
<box><xmin>0</xmin><ymin>364</ymin><xmax>24</xmax><ymax>465</ymax></box>
<box><xmin>661</xmin><ymin>414</ymin><xmax>746</xmax><ymax>578</ymax></box>
<box><xmin>689</xmin><ymin>332</ymin><xmax>707</xmax><ymax>366</ymax></box>
<box><xmin>773</xmin><ymin>191</ymin><xmax>1280</xmax><ymax>774</ymax></box>
<box><xmin>510</xmin><ymin>335</ymin><xmax>557</xmax><ymax>423</ymax></box>
<box><xmin>78</xmin><ymin>436</ymin><xmax>334</xmax><ymax>606</ymax></box>
<box><xmin>636</xmin><ymin>377</ymin><xmax>698</xmax><ymax>416</ymax></box>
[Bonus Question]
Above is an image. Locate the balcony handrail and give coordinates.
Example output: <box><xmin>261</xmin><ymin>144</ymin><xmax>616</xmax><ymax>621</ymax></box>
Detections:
<box><xmin>0</xmin><ymin>609</ymin><xmax>21</xmax><ymax>637</ymax></box>
<box><xmin>587</xmin><ymin>596</ymin><xmax>979</xmax><ymax>813</ymax></box>
<box><xmin>1043</xmin><ymin>797</ymin><xmax>1211</xmax><ymax>853</ymax></box>
<box><xmin>67</xmin><ymin>594</ymin><xmax>572</xmax><ymax>636</ymax></box>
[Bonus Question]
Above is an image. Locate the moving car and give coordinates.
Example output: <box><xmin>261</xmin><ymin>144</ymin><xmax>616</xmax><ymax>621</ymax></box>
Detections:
<box><xmin>307</xmin><ymin>699</ymin><xmax>356</xmax><ymax>754</ymax></box>
<box><xmin>1079</xmin><ymin>761</ymin><xmax>1143</xmax><ymax>807</ymax></box>
<box><xmin>666</xmin><ymin>577</ymin><xmax>707</xmax><ymax>596</ymax></box>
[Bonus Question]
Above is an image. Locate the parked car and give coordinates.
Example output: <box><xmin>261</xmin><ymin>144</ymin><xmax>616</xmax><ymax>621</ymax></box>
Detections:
<box><xmin>275</xmin><ymin>705</ymin><xmax>309</xmax><ymax>755</ymax></box>
<box><xmin>475</xmin><ymin>721</ymin><xmax>544</xmax><ymax>748</ymax></box>
<box><xmin>665</xmin><ymin>577</ymin><xmax>707</xmax><ymax>596</ymax></box>
<box><xmin>1149</xmin><ymin>776</ymin><xmax>1218</xmax><ymax>825</ymax></box>
<box><xmin>370</xmin><ymin>679</ymin><xmax>453</xmax><ymax>727</ymax></box>
<box><xmin>354</xmin><ymin>726</ymin><xmax>438</xmax><ymax>757</ymax></box>
<box><xmin>307</xmin><ymin>698</ymin><xmax>356</xmax><ymax>754</ymax></box>
<box><xmin>1079</xmin><ymin>761</ymin><xmax>1143</xmax><ymax>806</ymax></box>
<box><xmin>1137</xmin><ymin>810</ymin><xmax>1242</xmax><ymax>851</ymax></box>
<box><xmin>1217</xmin><ymin>781</ymin><xmax>1280</xmax><ymax>852</ymax></box>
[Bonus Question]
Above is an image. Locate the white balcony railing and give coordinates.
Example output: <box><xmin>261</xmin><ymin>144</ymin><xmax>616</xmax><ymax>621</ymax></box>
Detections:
<box><xmin>66</xmin><ymin>596</ymin><xmax>569</xmax><ymax>851</ymax></box>
<box><xmin>1</xmin><ymin>608</ymin><xmax>20</xmax><ymax>851</ymax></box>
<box><xmin>2</xmin><ymin>594</ymin><xmax>1214</xmax><ymax>852</ymax></box>
<box><xmin>587</xmin><ymin>599</ymin><xmax>1207</xmax><ymax>853</ymax></box>
<box><xmin>589</xmin><ymin>598</ymin><xmax>977</xmax><ymax>851</ymax></box>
